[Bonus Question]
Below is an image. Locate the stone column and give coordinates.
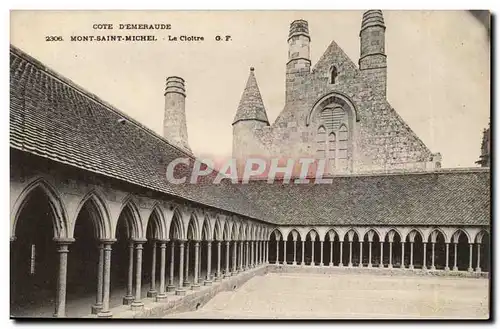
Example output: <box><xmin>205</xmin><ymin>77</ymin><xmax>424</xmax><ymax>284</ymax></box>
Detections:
<box><xmin>232</xmin><ymin>241</ymin><xmax>237</xmax><ymax>274</ymax></box>
<box><xmin>225</xmin><ymin>241</ymin><xmax>230</xmax><ymax>277</ymax></box>
<box><xmin>468</xmin><ymin>243</ymin><xmax>473</xmax><ymax>272</ymax></box>
<box><xmin>422</xmin><ymin>242</ymin><xmax>427</xmax><ymax>270</ymax></box>
<box><xmin>452</xmin><ymin>242</ymin><xmax>458</xmax><ymax>271</ymax></box>
<box><xmin>156</xmin><ymin>241</ymin><xmax>168</xmax><ymax>301</ymax></box>
<box><xmin>409</xmin><ymin>242</ymin><xmax>414</xmax><ymax>270</ymax></box>
<box><xmin>283</xmin><ymin>240</ymin><xmax>287</xmax><ymax>265</ymax></box>
<box><xmin>379</xmin><ymin>241</ymin><xmax>384</xmax><ymax>268</ymax></box>
<box><xmin>445</xmin><ymin>243</ymin><xmax>450</xmax><ymax>271</ymax></box>
<box><xmin>215</xmin><ymin>241</ymin><xmax>222</xmax><ymax>281</ymax></box>
<box><xmin>320</xmin><ymin>241</ymin><xmax>324</xmax><ymax>266</ymax></box>
<box><xmin>293</xmin><ymin>240</ymin><xmax>297</xmax><ymax>265</ymax></box>
<box><xmin>184</xmin><ymin>241</ymin><xmax>190</xmax><ymax>287</ymax></box>
<box><xmin>167</xmin><ymin>241</ymin><xmax>176</xmax><ymax>292</ymax></box>
<box><xmin>147</xmin><ymin>241</ymin><xmax>157</xmax><ymax>298</ymax></box>
<box><xmin>192</xmin><ymin>241</ymin><xmax>200</xmax><ymax>290</ymax></box>
<box><xmin>358</xmin><ymin>241</ymin><xmax>363</xmax><ymax>268</ymax></box>
<box><xmin>266</xmin><ymin>241</ymin><xmax>270</xmax><ymax>263</ymax></box>
<box><xmin>251</xmin><ymin>241</ymin><xmax>255</xmax><ymax>267</ymax></box>
<box><xmin>205</xmin><ymin>240</ymin><xmax>212</xmax><ymax>285</ymax></box>
<box><xmin>475</xmin><ymin>243</ymin><xmax>481</xmax><ymax>272</ymax></box>
<box><xmin>97</xmin><ymin>241</ymin><xmax>114</xmax><ymax>318</ymax></box>
<box><xmin>368</xmin><ymin>242</ymin><xmax>372</xmax><ymax>268</ymax></box>
<box><xmin>310</xmin><ymin>240</ymin><xmax>315</xmax><ymax>266</ymax></box>
<box><xmin>301</xmin><ymin>240</ymin><xmax>305</xmax><ymax>266</ymax></box>
<box><xmin>431</xmin><ymin>242</ymin><xmax>436</xmax><ymax>270</ymax></box>
<box><xmin>388</xmin><ymin>242</ymin><xmax>393</xmax><ymax>269</ymax></box>
<box><xmin>123</xmin><ymin>241</ymin><xmax>135</xmax><ymax>305</ymax></box>
<box><xmin>176</xmin><ymin>241</ymin><xmax>186</xmax><ymax>295</ymax></box>
<box><xmin>246</xmin><ymin>241</ymin><xmax>250</xmax><ymax>269</ymax></box>
<box><xmin>239</xmin><ymin>241</ymin><xmax>244</xmax><ymax>271</ymax></box>
<box><xmin>339</xmin><ymin>241</ymin><xmax>344</xmax><ymax>267</ymax></box>
<box><xmin>329</xmin><ymin>241</ymin><xmax>333</xmax><ymax>267</ymax></box>
<box><xmin>348</xmin><ymin>241</ymin><xmax>353</xmax><ymax>267</ymax></box>
<box><xmin>54</xmin><ymin>239</ymin><xmax>73</xmax><ymax>318</ymax></box>
<box><xmin>400</xmin><ymin>242</ymin><xmax>405</xmax><ymax>269</ymax></box>
<box><xmin>91</xmin><ymin>243</ymin><xmax>104</xmax><ymax>314</ymax></box>
<box><xmin>275</xmin><ymin>240</ymin><xmax>279</xmax><ymax>265</ymax></box>
<box><xmin>131</xmin><ymin>241</ymin><xmax>145</xmax><ymax>310</ymax></box>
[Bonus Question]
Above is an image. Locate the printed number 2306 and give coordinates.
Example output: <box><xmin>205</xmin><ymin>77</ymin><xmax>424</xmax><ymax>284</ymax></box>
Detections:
<box><xmin>45</xmin><ymin>36</ymin><xmax>63</xmax><ymax>42</ymax></box>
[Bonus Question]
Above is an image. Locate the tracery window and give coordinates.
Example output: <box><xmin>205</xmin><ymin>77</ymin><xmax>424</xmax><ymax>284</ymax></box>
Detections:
<box><xmin>316</xmin><ymin>105</ymin><xmax>351</xmax><ymax>172</ymax></box>
<box><xmin>316</xmin><ymin>126</ymin><xmax>326</xmax><ymax>158</ymax></box>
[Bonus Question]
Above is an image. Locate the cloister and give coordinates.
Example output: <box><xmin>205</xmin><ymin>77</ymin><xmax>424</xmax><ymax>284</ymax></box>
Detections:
<box><xmin>9</xmin><ymin>45</ymin><xmax>490</xmax><ymax>318</ymax></box>
<box><xmin>268</xmin><ymin>227</ymin><xmax>489</xmax><ymax>272</ymax></box>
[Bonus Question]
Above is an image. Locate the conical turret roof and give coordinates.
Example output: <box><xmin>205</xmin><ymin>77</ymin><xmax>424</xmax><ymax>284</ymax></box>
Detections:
<box><xmin>232</xmin><ymin>67</ymin><xmax>269</xmax><ymax>125</ymax></box>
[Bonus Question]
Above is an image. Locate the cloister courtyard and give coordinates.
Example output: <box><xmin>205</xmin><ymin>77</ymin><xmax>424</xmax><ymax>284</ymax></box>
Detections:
<box><xmin>167</xmin><ymin>271</ymin><xmax>489</xmax><ymax>319</ymax></box>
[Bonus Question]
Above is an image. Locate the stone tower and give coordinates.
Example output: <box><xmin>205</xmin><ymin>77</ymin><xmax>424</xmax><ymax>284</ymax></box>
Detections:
<box><xmin>232</xmin><ymin>67</ymin><xmax>270</xmax><ymax>162</ymax></box>
<box><xmin>163</xmin><ymin>76</ymin><xmax>191</xmax><ymax>153</ymax></box>
<box><xmin>286</xmin><ymin>19</ymin><xmax>311</xmax><ymax>103</ymax></box>
<box><xmin>359</xmin><ymin>10</ymin><xmax>387</xmax><ymax>99</ymax></box>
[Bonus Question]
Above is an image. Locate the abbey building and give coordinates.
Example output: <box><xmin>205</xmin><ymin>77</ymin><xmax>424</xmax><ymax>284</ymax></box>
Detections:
<box><xmin>232</xmin><ymin>11</ymin><xmax>442</xmax><ymax>174</ymax></box>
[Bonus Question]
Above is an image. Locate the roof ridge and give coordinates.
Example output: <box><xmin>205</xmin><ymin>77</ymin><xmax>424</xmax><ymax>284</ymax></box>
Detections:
<box><xmin>244</xmin><ymin>167</ymin><xmax>490</xmax><ymax>182</ymax></box>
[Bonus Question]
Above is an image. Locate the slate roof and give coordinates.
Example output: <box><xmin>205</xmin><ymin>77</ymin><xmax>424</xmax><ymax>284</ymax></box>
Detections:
<box><xmin>9</xmin><ymin>45</ymin><xmax>490</xmax><ymax>227</ymax></box>
<box><xmin>232</xmin><ymin>68</ymin><xmax>269</xmax><ymax>125</ymax></box>
<box><xmin>236</xmin><ymin>169</ymin><xmax>490</xmax><ymax>226</ymax></box>
<box><xmin>9</xmin><ymin>45</ymin><xmax>268</xmax><ymax>222</ymax></box>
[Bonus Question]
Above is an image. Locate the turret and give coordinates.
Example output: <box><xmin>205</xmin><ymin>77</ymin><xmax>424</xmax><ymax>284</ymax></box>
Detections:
<box><xmin>163</xmin><ymin>76</ymin><xmax>191</xmax><ymax>152</ymax></box>
<box><xmin>286</xmin><ymin>19</ymin><xmax>311</xmax><ymax>103</ymax></box>
<box><xmin>359</xmin><ymin>10</ymin><xmax>387</xmax><ymax>98</ymax></box>
<box><xmin>232</xmin><ymin>67</ymin><xmax>269</xmax><ymax>160</ymax></box>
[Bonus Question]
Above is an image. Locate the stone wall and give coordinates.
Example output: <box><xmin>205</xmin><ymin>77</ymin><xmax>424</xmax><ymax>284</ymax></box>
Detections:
<box><xmin>233</xmin><ymin>26</ymin><xmax>439</xmax><ymax>174</ymax></box>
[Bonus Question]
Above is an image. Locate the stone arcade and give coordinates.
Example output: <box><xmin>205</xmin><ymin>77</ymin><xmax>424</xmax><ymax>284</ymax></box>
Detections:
<box><xmin>10</xmin><ymin>10</ymin><xmax>490</xmax><ymax>318</ymax></box>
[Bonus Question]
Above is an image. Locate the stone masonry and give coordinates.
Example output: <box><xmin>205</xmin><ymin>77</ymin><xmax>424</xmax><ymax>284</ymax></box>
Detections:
<box><xmin>231</xmin><ymin>10</ymin><xmax>442</xmax><ymax>174</ymax></box>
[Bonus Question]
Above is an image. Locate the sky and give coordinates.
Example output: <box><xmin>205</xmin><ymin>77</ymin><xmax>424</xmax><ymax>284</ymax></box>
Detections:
<box><xmin>10</xmin><ymin>10</ymin><xmax>490</xmax><ymax>168</ymax></box>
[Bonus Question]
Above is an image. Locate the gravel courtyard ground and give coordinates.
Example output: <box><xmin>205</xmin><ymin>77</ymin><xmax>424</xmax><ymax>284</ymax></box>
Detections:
<box><xmin>166</xmin><ymin>272</ymin><xmax>489</xmax><ymax>319</ymax></box>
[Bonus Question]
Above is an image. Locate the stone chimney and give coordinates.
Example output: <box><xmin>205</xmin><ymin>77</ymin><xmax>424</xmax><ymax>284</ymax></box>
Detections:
<box><xmin>163</xmin><ymin>76</ymin><xmax>191</xmax><ymax>153</ymax></box>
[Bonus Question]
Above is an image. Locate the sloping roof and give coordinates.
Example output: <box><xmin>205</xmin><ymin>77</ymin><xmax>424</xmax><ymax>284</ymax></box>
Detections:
<box><xmin>236</xmin><ymin>169</ymin><xmax>490</xmax><ymax>226</ymax></box>
<box><xmin>9</xmin><ymin>45</ymin><xmax>490</xmax><ymax>228</ymax></box>
<box><xmin>232</xmin><ymin>68</ymin><xmax>269</xmax><ymax>125</ymax></box>
<box><xmin>9</xmin><ymin>45</ymin><xmax>268</xmax><ymax>222</ymax></box>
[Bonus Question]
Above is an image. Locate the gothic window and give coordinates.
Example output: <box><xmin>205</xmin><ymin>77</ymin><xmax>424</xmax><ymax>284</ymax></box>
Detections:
<box><xmin>330</xmin><ymin>66</ymin><xmax>338</xmax><ymax>84</ymax></box>
<box><xmin>316</xmin><ymin>126</ymin><xmax>326</xmax><ymax>158</ymax></box>
<box><xmin>316</xmin><ymin>108</ymin><xmax>350</xmax><ymax>171</ymax></box>
<box><xmin>328</xmin><ymin>132</ymin><xmax>336</xmax><ymax>171</ymax></box>
<box><xmin>338</xmin><ymin>125</ymin><xmax>348</xmax><ymax>170</ymax></box>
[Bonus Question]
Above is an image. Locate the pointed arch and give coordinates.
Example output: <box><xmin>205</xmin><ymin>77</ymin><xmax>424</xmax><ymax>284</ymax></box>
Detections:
<box><xmin>11</xmin><ymin>177</ymin><xmax>69</xmax><ymax>240</ymax></box>
<box><xmin>475</xmin><ymin>229</ymin><xmax>490</xmax><ymax>244</ymax></box>
<box><xmin>146</xmin><ymin>203</ymin><xmax>167</xmax><ymax>240</ymax></box>
<box><xmin>117</xmin><ymin>196</ymin><xmax>143</xmax><ymax>240</ymax></box>
<box><xmin>223</xmin><ymin>220</ymin><xmax>233</xmax><ymax>241</ymax></box>
<box><xmin>169</xmin><ymin>207</ymin><xmax>185</xmax><ymax>240</ymax></box>
<box><xmin>325</xmin><ymin>228</ymin><xmax>339</xmax><ymax>241</ymax></box>
<box><xmin>405</xmin><ymin>228</ymin><xmax>425</xmax><ymax>242</ymax></box>
<box><xmin>201</xmin><ymin>216</ymin><xmax>212</xmax><ymax>241</ymax></box>
<box><xmin>363</xmin><ymin>228</ymin><xmax>381</xmax><ymax>241</ymax></box>
<box><xmin>306</xmin><ymin>228</ymin><xmax>320</xmax><ymax>240</ymax></box>
<box><xmin>451</xmin><ymin>228</ymin><xmax>471</xmax><ymax>244</ymax></box>
<box><xmin>232</xmin><ymin>220</ymin><xmax>241</xmax><ymax>241</ymax></box>
<box><xmin>383</xmin><ymin>227</ymin><xmax>402</xmax><ymax>241</ymax></box>
<box><xmin>187</xmin><ymin>213</ymin><xmax>200</xmax><ymax>241</ymax></box>
<box><xmin>306</xmin><ymin>91</ymin><xmax>359</xmax><ymax>126</ymax></box>
<box><xmin>427</xmin><ymin>227</ymin><xmax>447</xmax><ymax>243</ymax></box>
<box><xmin>269</xmin><ymin>228</ymin><xmax>282</xmax><ymax>241</ymax></box>
<box><xmin>71</xmin><ymin>189</ymin><xmax>112</xmax><ymax>240</ymax></box>
<box><xmin>287</xmin><ymin>228</ymin><xmax>302</xmax><ymax>241</ymax></box>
